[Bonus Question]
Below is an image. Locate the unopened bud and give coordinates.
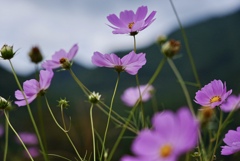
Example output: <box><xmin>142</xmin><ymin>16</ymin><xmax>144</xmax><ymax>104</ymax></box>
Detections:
<box><xmin>28</xmin><ymin>46</ymin><xmax>43</xmax><ymax>64</ymax></box>
<box><xmin>57</xmin><ymin>98</ymin><xmax>69</xmax><ymax>109</ymax></box>
<box><xmin>156</xmin><ymin>36</ymin><xmax>167</xmax><ymax>45</ymax></box>
<box><xmin>198</xmin><ymin>106</ymin><xmax>215</xmax><ymax>128</ymax></box>
<box><xmin>89</xmin><ymin>92</ymin><xmax>101</xmax><ymax>104</ymax></box>
<box><xmin>0</xmin><ymin>96</ymin><xmax>12</xmax><ymax>110</ymax></box>
<box><xmin>0</xmin><ymin>44</ymin><xmax>16</xmax><ymax>60</ymax></box>
<box><xmin>161</xmin><ymin>40</ymin><xmax>181</xmax><ymax>58</ymax></box>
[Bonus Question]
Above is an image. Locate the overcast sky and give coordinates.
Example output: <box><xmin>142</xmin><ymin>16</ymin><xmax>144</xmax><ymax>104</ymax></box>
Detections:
<box><xmin>1</xmin><ymin>0</ymin><xmax>240</xmax><ymax>76</ymax></box>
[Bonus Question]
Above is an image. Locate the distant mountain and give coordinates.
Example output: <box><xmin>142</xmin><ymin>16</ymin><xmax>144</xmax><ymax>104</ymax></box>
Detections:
<box><xmin>1</xmin><ymin>9</ymin><xmax>240</xmax><ymax>161</ymax></box>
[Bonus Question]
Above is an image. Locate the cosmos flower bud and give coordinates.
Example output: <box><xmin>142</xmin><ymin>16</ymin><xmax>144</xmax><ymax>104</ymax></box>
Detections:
<box><xmin>156</xmin><ymin>35</ymin><xmax>167</xmax><ymax>45</ymax></box>
<box><xmin>57</xmin><ymin>98</ymin><xmax>69</xmax><ymax>109</ymax></box>
<box><xmin>161</xmin><ymin>40</ymin><xmax>181</xmax><ymax>58</ymax></box>
<box><xmin>198</xmin><ymin>106</ymin><xmax>214</xmax><ymax>128</ymax></box>
<box><xmin>88</xmin><ymin>92</ymin><xmax>101</xmax><ymax>104</ymax></box>
<box><xmin>0</xmin><ymin>44</ymin><xmax>16</xmax><ymax>60</ymax></box>
<box><xmin>0</xmin><ymin>96</ymin><xmax>11</xmax><ymax>110</ymax></box>
<box><xmin>28</xmin><ymin>46</ymin><xmax>43</xmax><ymax>64</ymax></box>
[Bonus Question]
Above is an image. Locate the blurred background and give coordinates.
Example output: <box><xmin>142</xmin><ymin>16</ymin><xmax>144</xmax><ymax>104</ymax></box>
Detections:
<box><xmin>1</xmin><ymin>0</ymin><xmax>240</xmax><ymax>160</ymax></box>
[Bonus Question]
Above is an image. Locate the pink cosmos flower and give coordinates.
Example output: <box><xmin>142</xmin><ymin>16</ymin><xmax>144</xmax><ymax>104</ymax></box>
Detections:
<box><xmin>194</xmin><ymin>80</ymin><xmax>232</xmax><ymax>108</ymax></box>
<box><xmin>221</xmin><ymin>127</ymin><xmax>240</xmax><ymax>155</ymax></box>
<box><xmin>91</xmin><ymin>51</ymin><xmax>146</xmax><ymax>75</ymax></box>
<box><xmin>220</xmin><ymin>94</ymin><xmax>240</xmax><ymax>112</ymax></box>
<box><xmin>121</xmin><ymin>108</ymin><xmax>199</xmax><ymax>161</ymax></box>
<box><xmin>17</xmin><ymin>132</ymin><xmax>38</xmax><ymax>145</ymax></box>
<box><xmin>121</xmin><ymin>84</ymin><xmax>154</xmax><ymax>107</ymax></box>
<box><xmin>24</xmin><ymin>147</ymin><xmax>40</xmax><ymax>158</ymax></box>
<box><xmin>42</xmin><ymin>44</ymin><xmax>78</xmax><ymax>69</ymax></box>
<box><xmin>107</xmin><ymin>6</ymin><xmax>156</xmax><ymax>35</ymax></box>
<box><xmin>15</xmin><ymin>70</ymin><xmax>54</xmax><ymax>107</ymax></box>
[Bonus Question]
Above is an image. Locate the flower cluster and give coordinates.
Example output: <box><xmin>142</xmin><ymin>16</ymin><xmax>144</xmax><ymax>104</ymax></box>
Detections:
<box><xmin>0</xmin><ymin>4</ymin><xmax>239</xmax><ymax>161</ymax></box>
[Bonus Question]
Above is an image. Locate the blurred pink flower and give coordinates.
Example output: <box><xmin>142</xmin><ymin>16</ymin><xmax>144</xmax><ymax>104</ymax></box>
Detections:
<box><xmin>15</xmin><ymin>70</ymin><xmax>54</xmax><ymax>107</ymax></box>
<box><xmin>42</xmin><ymin>44</ymin><xmax>78</xmax><ymax>69</ymax></box>
<box><xmin>107</xmin><ymin>6</ymin><xmax>156</xmax><ymax>35</ymax></box>
<box><xmin>221</xmin><ymin>127</ymin><xmax>240</xmax><ymax>155</ymax></box>
<box><xmin>220</xmin><ymin>94</ymin><xmax>240</xmax><ymax>112</ymax></box>
<box><xmin>92</xmin><ymin>51</ymin><xmax>146</xmax><ymax>75</ymax></box>
<box><xmin>24</xmin><ymin>147</ymin><xmax>40</xmax><ymax>158</ymax></box>
<box><xmin>17</xmin><ymin>132</ymin><xmax>38</xmax><ymax>145</ymax></box>
<box><xmin>121</xmin><ymin>108</ymin><xmax>199</xmax><ymax>161</ymax></box>
<box><xmin>194</xmin><ymin>80</ymin><xmax>232</xmax><ymax>108</ymax></box>
<box><xmin>121</xmin><ymin>84</ymin><xmax>154</xmax><ymax>107</ymax></box>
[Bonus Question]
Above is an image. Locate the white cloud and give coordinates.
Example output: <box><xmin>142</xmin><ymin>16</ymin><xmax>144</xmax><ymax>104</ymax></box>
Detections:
<box><xmin>0</xmin><ymin>0</ymin><xmax>240</xmax><ymax>76</ymax></box>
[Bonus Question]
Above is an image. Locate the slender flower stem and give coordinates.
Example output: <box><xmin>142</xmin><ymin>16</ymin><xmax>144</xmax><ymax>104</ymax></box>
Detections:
<box><xmin>107</xmin><ymin>58</ymin><xmax>166</xmax><ymax>161</ymax></box>
<box><xmin>4</xmin><ymin>110</ymin><xmax>34</xmax><ymax>161</ymax></box>
<box><xmin>8</xmin><ymin>60</ymin><xmax>48</xmax><ymax>161</ymax></box>
<box><xmin>133</xmin><ymin>35</ymin><xmax>137</xmax><ymax>52</ymax></box>
<box><xmin>211</xmin><ymin>111</ymin><xmax>223</xmax><ymax>161</ymax></box>
<box><xmin>35</xmin><ymin>65</ymin><xmax>48</xmax><ymax>152</ymax></box>
<box><xmin>167</xmin><ymin>58</ymin><xmax>195</xmax><ymax>115</ymax></box>
<box><xmin>44</xmin><ymin>96</ymin><xmax>83</xmax><ymax>161</ymax></box>
<box><xmin>101</xmin><ymin>73</ymin><xmax>120</xmax><ymax>159</ymax></box>
<box><xmin>69</xmin><ymin>69</ymin><xmax>91</xmax><ymax>96</ymax></box>
<box><xmin>3</xmin><ymin>111</ymin><xmax>9</xmax><ymax>161</ymax></box>
<box><xmin>90</xmin><ymin>104</ymin><xmax>96</xmax><ymax>161</ymax></box>
<box><xmin>169</xmin><ymin>0</ymin><xmax>201</xmax><ymax>88</ymax></box>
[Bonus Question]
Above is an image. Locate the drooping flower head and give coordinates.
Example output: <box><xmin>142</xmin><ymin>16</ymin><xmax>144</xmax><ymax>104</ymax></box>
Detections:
<box><xmin>107</xmin><ymin>6</ymin><xmax>156</xmax><ymax>36</ymax></box>
<box><xmin>220</xmin><ymin>94</ymin><xmax>240</xmax><ymax>112</ymax></box>
<box><xmin>42</xmin><ymin>44</ymin><xmax>78</xmax><ymax>70</ymax></box>
<box><xmin>15</xmin><ymin>69</ymin><xmax>54</xmax><ymax>107</ymax></box>
<box><xmin>92</xmin><ymin>51</ymin><xmax>146</xmax><ymax>75</ymax></box>
<box><xmin>221</xmin><ymin>127</ymin><xmax>240</xmax><ymax>155</ymax></box>
<box><xmin>194</xmin><ymin>80</ymin><xmax>232</xmax><ymax>108</ymax></box>
<box><xmin>121</xmin><ymin>108</ymin><xmax>199</xmax><ymax>161</ymax></box>
<box><xmin>121</xmin><ymin>84</ymin><xmax>154</xmax><ymax>107</ymax></box>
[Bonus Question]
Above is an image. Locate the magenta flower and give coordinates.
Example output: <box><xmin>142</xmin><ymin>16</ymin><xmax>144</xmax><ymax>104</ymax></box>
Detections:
<box><xmin>17</xmin><ymin>132</ymin><xmax>38</xmax><ymax>145</ymax></box>
<box><xmin>107</xmin><ymin>6</ymin><xmax>156</xmax><ymax>35</ymax></box>
<box><xmin>92</xmin><ymin>51</ymin><xmax>146</xmax><ymax>75</ymax></box>
<box><xmin>194</xmin><ymin>80</ymin><xmax>232</xmax><ymax>108</ymax></box>
<box><xmin>15</xmin><ymin>69</ymin><xmax>54</xmax><ymax>107</ymax></box>
<box><xmin>121</xmin><ymin>84</ymin><xmax>154</xmax><ymax>107</ymax></box>
<box><xmin>121</xmin><ymin>108</ymin><xmax>199</xmax><ymax>161</ymax></box>
<box><xmin>24</xmin><ymin>147</ymin><xmax>40</xmax><ymax>158</ymax></box>
<box><xmin>220</xmin><ymin>94</ymin><xmax>240</xmax><ymax>112</ymax></box>
<box><xmin>42</xmin><ymin>44</ymin><xmax>78</xmax><ymax>70</ymax></box>
<box><xmin>221</xmin><ymin>127</ymin><xmax>240</xmax><ymax>155</ymax></box>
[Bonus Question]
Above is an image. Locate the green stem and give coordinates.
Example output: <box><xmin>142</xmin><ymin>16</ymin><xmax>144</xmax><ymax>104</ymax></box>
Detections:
<box><xmin>4</xmin><ymin>110</ymin><xmax>34</xmax><ymax>161</ymax></box>
<box><xmin>135</xmin><ymin>74</ymin><xmax>145</xmax><ymax>127</ymax></box>
<box><xmin>167</xmin><ymin>58</ymin><xmax>195</xmax><ymax>115</ymax></box>
<box><xmin>8</xmin><ymin>60</ymin><xmax>48</xmax><ymax>161</ymax></box>
<box><xmin>107</xmin><ymin>57</ymin><xmax>166</xmax><ymax>161</ymax></box>
<box><xmin>133</xmin><ymin>35</ymin><xmax>136</xmax><ymax>52</ymax></box>
<box><xmin>44</xmin><ymin>96</ymin><xmax>83</xmax><ymax>161</ymax></box>
<box><xmin>3</xmin><ymin>111</ymin><xmax>9</xmax><ymax>161</ymax></box>
<box><xmin>101</xmin><ymin>73</ymin><xmax>120</xmax><ymax>160</ymax></box>
<box><xmin>211</xmin><ymin>111</ymin><xmax>223</xmax><ymax>161</ymax></box>
<box><xmin>169</xmin><ymin>0</ymin><xmax>201</xmax><ymax>88</ymax></box>
<box><xmin>69</xmin><ymin>69</ymin><xmax>90</xmax><ymax>96</ymax></box>
<box><xmin>90</xmin><ymin>104</ymin><xmax>96</xmax><ymax>161</ymax></box>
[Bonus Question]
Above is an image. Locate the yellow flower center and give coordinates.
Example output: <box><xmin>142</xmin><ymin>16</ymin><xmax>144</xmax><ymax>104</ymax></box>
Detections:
<box><xmin>210</xmin><ymin>96</ymin><xmax>221</xmax><ymax>103</ymax></box>
<box><xmin>128</xmin><ymin>22</ymin><xmax>135</xmax><ymax>29</ymax></box>
<box><xmin>160</xmin><ymin>144</ymin><xmax>172</xmax><ymax>158</ymax></box>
